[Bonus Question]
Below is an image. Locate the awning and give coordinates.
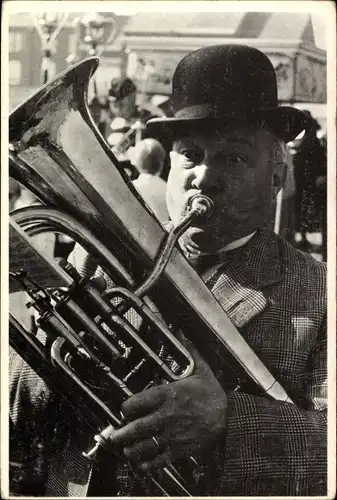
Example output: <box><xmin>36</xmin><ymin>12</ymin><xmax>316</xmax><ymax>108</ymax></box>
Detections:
<box><xmin>123</xmin><ymin>11</ymin><xmax>326</xmax><ymax>103</ymax></box>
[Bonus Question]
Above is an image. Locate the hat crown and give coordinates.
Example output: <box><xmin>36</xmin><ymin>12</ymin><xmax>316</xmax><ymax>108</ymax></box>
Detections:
<box><xmin>146</xmin><ymin>43</ymin><xmax>308</xmax><ymax>144</ymax></box>
<box><xmin>172</xmin><ymin>44</ymin><xmax>278</xmax><ymax>116</ymax></box>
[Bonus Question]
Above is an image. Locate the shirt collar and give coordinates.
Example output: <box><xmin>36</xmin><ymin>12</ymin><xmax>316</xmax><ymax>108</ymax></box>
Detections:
<box><xmin>162</xmin><ymin>221</ymin><xmax>283</xmax><ymax>288</ymax></box>
<box><xmin>200</xmin><ymin>232</ymin><xmax>256</xmax><ymax>280</ymax></box>
<box><xmin>181</xmin><ymin>232</ymin><xmax>256</xmax><ymax>259</ymax></box>
<box><xmin>220</xmin><ymin>232</ymin><xmax>256</xmax><ymax>253</ymax></box>
<box><xmin>204</xmin><ymin>229</ymin><xmax>284</xmax><ymax>288</ymax></box>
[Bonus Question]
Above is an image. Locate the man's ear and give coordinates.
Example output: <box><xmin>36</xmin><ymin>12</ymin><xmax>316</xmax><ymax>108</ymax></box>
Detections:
<box><xmin>272</xmin><ymin>163</ymin><xmax>287</xmax><ymax>198</ymax></box>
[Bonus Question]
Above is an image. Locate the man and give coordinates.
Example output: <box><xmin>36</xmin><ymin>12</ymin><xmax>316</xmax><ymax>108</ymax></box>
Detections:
<box><xmin>130</xmin><ymin>138</ymin><xmax>169</xmax><ymax>223</ymax></box>
<box><xmin>9</xmin><ymin>45</ymin><xmax>327</xmax><ymax>496</ymax></box>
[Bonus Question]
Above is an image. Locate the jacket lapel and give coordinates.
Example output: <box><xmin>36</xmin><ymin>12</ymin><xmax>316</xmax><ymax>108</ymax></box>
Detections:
<box><xmin>207</xmin><ymin>230</ymin><xmax>284</xmax><ymax>328</ymax></box>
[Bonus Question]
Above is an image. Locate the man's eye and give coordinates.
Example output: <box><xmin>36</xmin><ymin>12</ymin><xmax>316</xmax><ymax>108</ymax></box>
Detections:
<box><xmin>225</xmin><ymin>153</ymin><xmax>247</xmax><ymax>165</ymax></box>
<box><xmin>180</xmin><ymin>150</ymin><xmax>203</xmax><ymax>164</ymax></box>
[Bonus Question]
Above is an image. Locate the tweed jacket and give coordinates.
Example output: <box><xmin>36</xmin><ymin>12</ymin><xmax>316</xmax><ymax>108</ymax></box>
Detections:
<box><xmin>9</xmin><ymin>229</ymin><xmax>327</xmax><ymax>496</ymax></box>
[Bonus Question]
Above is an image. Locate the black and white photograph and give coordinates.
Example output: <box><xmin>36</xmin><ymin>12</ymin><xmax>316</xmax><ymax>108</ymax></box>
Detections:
<box><xmin>1</xmin><ymin>1</ymin><xmax>335</xmax><ymax>498</ymax></box>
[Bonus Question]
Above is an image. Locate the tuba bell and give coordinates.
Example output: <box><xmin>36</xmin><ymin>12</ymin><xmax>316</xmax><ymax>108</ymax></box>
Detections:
<box><xmin>8</xmin><ymin>57</ymin><xmax>292</xmax><ymax>496</ymax></box>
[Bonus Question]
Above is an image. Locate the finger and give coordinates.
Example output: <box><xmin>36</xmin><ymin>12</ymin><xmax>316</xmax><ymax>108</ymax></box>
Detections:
<box><xmin>122</xmin><ymin>385</ymin><xmax>166</xmax><ymax>421</ymax></box>
<box><xmin>175</xmin><ymin>330</ymin><xmax>214</xmax><ymax>376</ymax></box>
<box><xmin>109</xmin><ymin>412</ymin><xmax>164</xmax><ymax>447</ymax></box>
<box><xmin>123</xmin><ymin>435</ymin><xmax>166</xmax><ymax>462</ymax></box>
<box><xmin>140</xmin><ymin>449</ymin><xmax>172</xmax><ymax>472</ymax></box>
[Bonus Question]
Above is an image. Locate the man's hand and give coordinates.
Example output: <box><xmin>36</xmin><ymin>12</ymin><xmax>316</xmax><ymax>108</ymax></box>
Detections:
<box><xmin>108</xmin><ymin>339</ymin><xmax>228</xmax><ymax>472</ymax></box>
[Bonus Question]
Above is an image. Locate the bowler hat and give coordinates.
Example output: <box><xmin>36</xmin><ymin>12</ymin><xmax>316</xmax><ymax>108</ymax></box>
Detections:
<box><xmin>147</xmin><ymin>45</ymin><xmax>308</xmax><ymax>143</ymax></box>
<box><xmin>108</xmin><ymin>77</ymin><xmax>137</xmax><ymax>102</ymax></box>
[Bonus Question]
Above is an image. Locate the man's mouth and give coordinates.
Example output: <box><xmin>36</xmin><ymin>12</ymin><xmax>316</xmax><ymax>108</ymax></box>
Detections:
<box><xmin>185</xmin><ymin>190</ymin><xmax>204</xmax><ymax>207</ymax></box>
<box><xmin>183</xmin><ymin>192</ymin><xmax>216</xmax><ymax>225</ymax></box>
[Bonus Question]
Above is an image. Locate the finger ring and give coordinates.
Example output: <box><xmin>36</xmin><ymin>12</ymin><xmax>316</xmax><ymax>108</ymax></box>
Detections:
<box><xmin>152</xmin><ymin>436</ymin><xmax>160</xmax><ymax>450</ymax></box>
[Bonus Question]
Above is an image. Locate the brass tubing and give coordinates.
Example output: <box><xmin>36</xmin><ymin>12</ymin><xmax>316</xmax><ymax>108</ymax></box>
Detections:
<box><xmin>134</xmin><ymin>194</ymin><xmax>214</xmax><ymax>299</ymax></box>
<box><xmin>50</xmin><ymin>337</ymin><xmax>122</xmax><ymax>426</ymax></box>
<box><xmin>9</xmin><ymin>315</ymin><xmax>101</xmax><ymax>429</ymax></box>
<box><xmin>104</xmin><ymin>287</ymin><xmax>194</xmax><ymax>379</ymax></box>
<box><xmin>10</xmin><ymin>207</ymin><xmax>134</xmax><ymax>287</ymax></box>
<box><xmin>55</xmin><ymin>298</ymin><xmax>121</xmax><ymax>359</ymax></box>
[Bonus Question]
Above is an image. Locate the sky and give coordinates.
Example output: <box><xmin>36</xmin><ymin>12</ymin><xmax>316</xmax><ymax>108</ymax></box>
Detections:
<box><xmin>311</xmin><ymin>14</ymin><xmax>328</xmax><ymax>50</ymax></box>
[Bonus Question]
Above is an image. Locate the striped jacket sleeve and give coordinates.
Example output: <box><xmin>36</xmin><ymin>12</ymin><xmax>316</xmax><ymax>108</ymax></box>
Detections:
<box><xmin>9</xmin><ymin>346</ymin><xmax>53</xmax><ymax>496</ymax></box>
<box><xmin>214</xmin><ymin>316</ymin><xmax>327</xmax><ymax>496</ymax></box>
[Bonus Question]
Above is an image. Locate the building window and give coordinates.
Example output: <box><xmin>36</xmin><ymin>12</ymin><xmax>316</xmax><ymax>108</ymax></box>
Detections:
<box><xmin>9</xmin><ymin>31</ymin><xmax>23</xmax><ymax>53</ymax></box>
<box><xmin>9</xmin><ymin>60</ymin><xmax>22</xmax><ymax>85</ymax></box>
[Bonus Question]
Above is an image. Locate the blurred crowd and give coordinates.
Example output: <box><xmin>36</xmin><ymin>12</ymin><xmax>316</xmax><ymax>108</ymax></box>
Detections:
<box><xmin>282</xmin><ymin>112</ymin><xmax>327</xmax><ymax>261</ymax></box>
<box><xmin>10</xmin><ymin>76</ymin><xmax>327</xmax><ymax>262</ymax></box>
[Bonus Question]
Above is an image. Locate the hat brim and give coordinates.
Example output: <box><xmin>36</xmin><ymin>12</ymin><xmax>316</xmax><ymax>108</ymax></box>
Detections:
<box><xmin>147</xmin><ymin>106</ymin><xmax>308</xmax><ymax>143</ymax></box>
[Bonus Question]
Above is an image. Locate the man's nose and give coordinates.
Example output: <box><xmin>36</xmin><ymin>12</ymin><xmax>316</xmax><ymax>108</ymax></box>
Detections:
<box><xmin>191</xmin><ymin>163</ymin><xmax>218</xmax><ymax>191</ymax></box>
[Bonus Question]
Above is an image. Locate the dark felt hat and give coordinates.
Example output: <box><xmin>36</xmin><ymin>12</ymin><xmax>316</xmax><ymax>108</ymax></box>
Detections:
<box><xmin>147</xmin><ymin>44</ymin><xmax>309</xmax><ymax>143</ymax></box>
<box><xmin>108</xmin><ymin>77</ymin><xmax>137</xmax><ymax>102</ymax></box>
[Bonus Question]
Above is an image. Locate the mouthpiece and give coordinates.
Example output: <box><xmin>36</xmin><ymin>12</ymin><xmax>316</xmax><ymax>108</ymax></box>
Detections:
<box><xmin>133</xmin><ymin>194</ymin><xmax>214</xmax><ymax>299</ymax></box>
<box><xmin>188</xmin><ymin>194</ymin><xmax>214</xmax><ymax>219</ymax></box>
<box><xmin>83</xmin><ymin>424</ymin><xmax>115</xmax><ymax>460</ymax></box>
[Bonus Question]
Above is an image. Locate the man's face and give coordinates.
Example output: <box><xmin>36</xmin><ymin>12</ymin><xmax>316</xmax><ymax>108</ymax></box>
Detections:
<box><xmin>167</xmin><ymin>122</ymin><xmax>285</xmax><ymax>255</ymax></box>
<box><xmin>110</xmin><ymin>93</ymin><xmax>136</xmax><ymax>120</ymax></box>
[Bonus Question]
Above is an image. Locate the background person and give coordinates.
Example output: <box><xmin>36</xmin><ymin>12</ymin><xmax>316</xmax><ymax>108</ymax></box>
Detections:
<box><xmin>106</xmin><ymin>77</ymin><xmax>168</xmax><ymax>180</ymax></box>
<box><xmin>130</xmin><ymin>138</ymin><xmax>169</xmax><ymax>223</ymax></box>
<box><xmin>315</xmin><ymin>129</ymin><xmax>327</xmax><ymax>261</ymax></box>
<box><xmin>290</xmin><ymin>111</ymin><xmax>326</xmax><ymax>254</ymax></box>
<box><xmin>107</xmin><ymin>78</ymin><xmax>152</xmax><ymax>152</ymax></box>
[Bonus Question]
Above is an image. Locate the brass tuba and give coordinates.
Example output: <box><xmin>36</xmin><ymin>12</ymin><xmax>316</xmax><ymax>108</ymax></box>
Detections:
<box><xmin>8</xmin><ymin>57</ymin><xmax>292</xmax><ymax>496</ymax></box>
